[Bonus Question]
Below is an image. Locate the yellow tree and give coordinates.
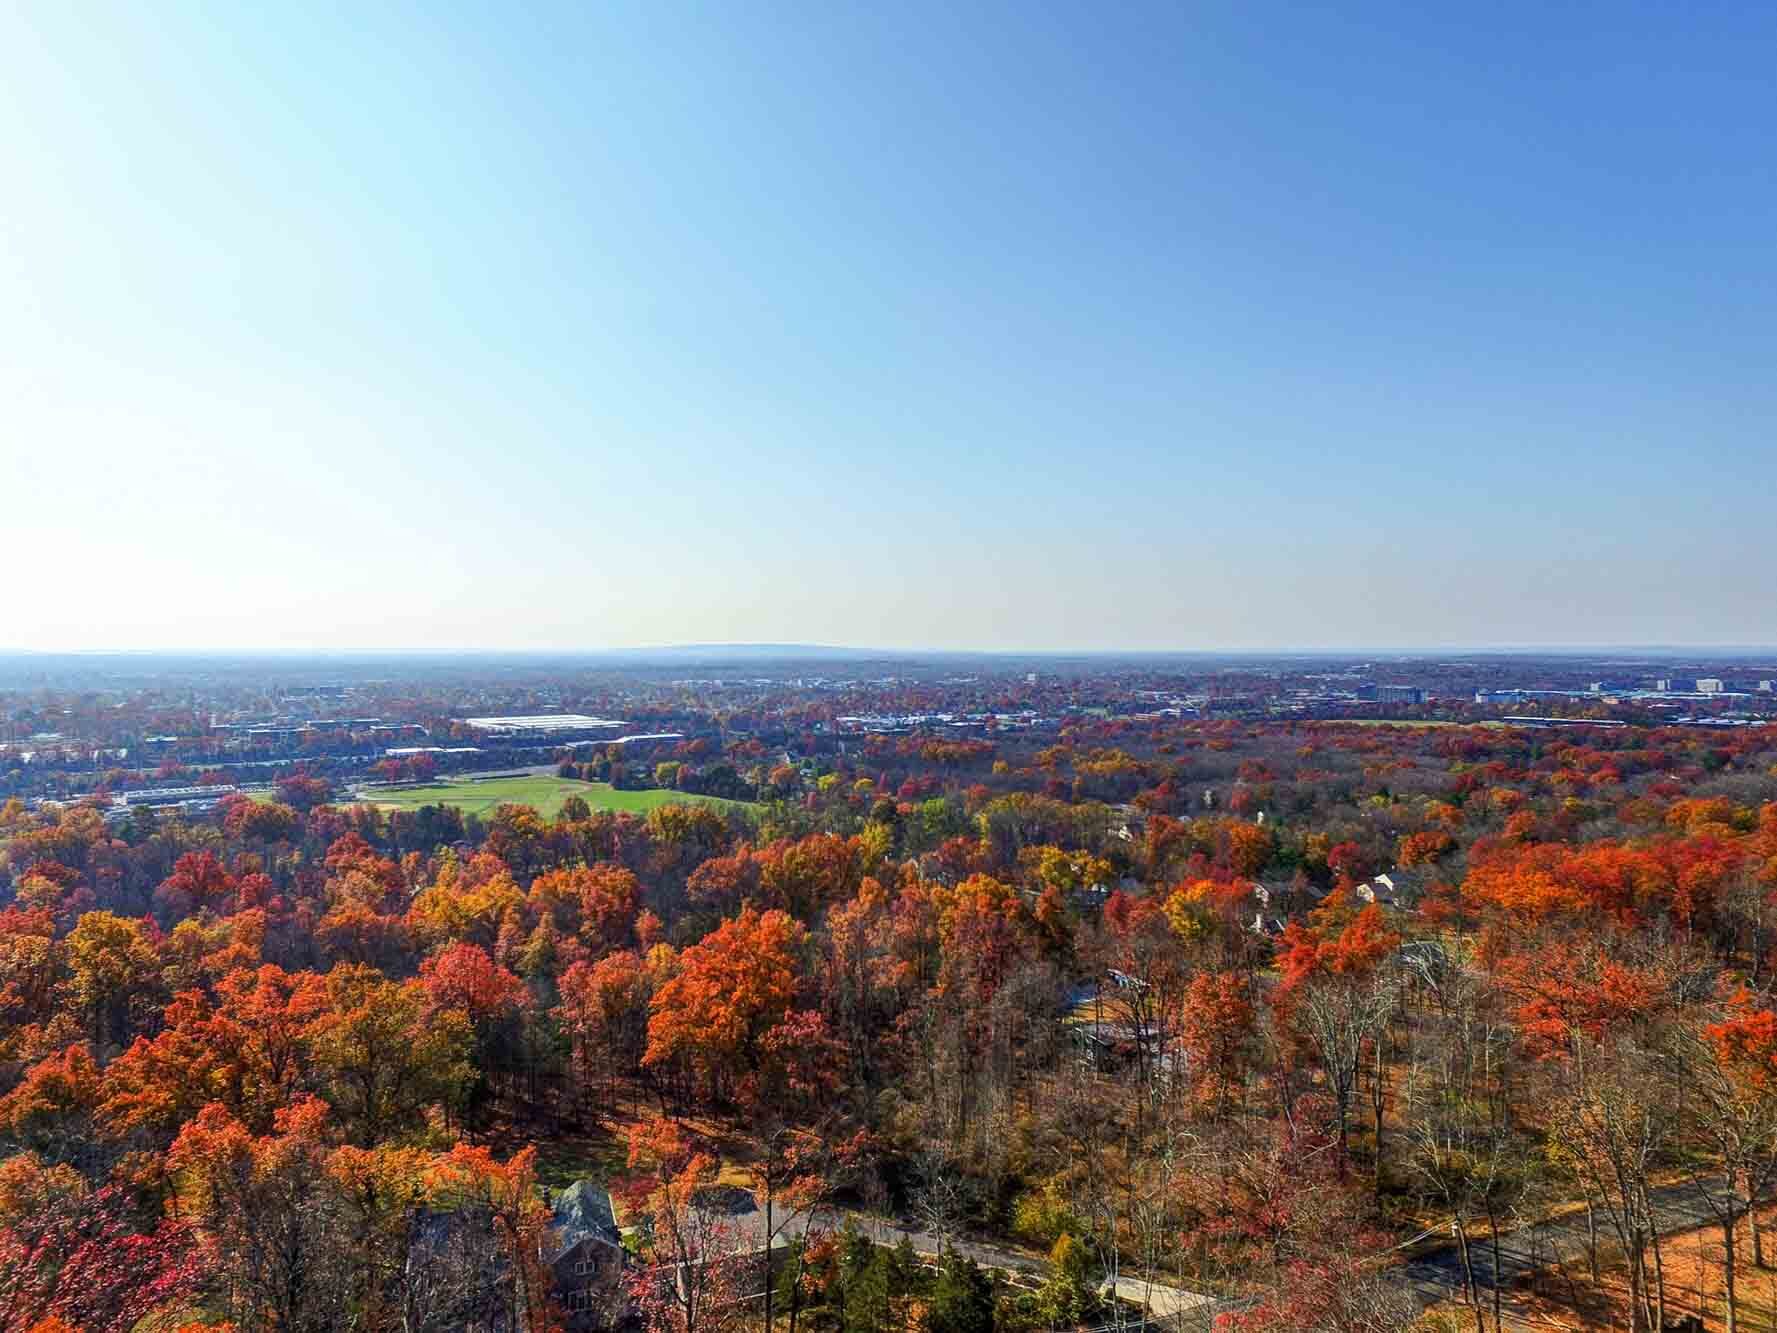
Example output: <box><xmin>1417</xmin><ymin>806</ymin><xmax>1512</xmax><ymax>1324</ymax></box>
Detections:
<box><xmin>63</xmin><ymin>912</ymin><xmax>160</xmax><ymax>1052</ymax></box>
<box><xmin>305</xmin><ymin>964</ymin><xmax>474</xmax><ymax>1146</ymax></box>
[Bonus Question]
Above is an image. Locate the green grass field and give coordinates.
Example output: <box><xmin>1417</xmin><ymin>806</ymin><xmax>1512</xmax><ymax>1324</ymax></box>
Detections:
<box><xmin>1325</xmin><ymin>718</ymin><xmax>1509</xmax><ymax>729</ymax></box>
<box><xmin>360</xmin><ymin>774</ymin><xmax>748</xmax><ymax>820</ymax></box>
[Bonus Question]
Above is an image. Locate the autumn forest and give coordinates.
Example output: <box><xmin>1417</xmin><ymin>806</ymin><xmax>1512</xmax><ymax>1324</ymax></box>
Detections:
<box><xmin>5</xmin><ymin>664</ymin><xmax>1777</xmax><ymax>1333</ymax></box>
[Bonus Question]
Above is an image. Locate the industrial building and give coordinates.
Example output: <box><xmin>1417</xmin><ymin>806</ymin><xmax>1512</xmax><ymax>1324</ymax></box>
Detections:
<box><xmin>458</xmin><ymin>714</ymin><xmax>626</xmax><ymax>737</ymax></box>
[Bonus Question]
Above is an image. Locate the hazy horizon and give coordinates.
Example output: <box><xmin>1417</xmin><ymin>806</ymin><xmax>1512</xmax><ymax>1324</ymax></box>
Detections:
<box><xmin>7</xmin><ymin>642</ymin><xmax>1777</xmax><ymax>662</ymax></box>
<box><xmin>6</xmin><ymin>3</ymin><xmax>1775</xmax><ymax>652</ymax></box>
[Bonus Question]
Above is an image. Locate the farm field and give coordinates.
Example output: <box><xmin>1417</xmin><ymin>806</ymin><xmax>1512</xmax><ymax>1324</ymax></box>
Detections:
<box><xmin>358</xmin><ymin>774</ymin><xmax>748</xmax><ymax>819</ymax></box>
<box><xmin>1331</xmin><ymin>718</ymin><xmax>1509</xmax><ymax>729</ymax></box>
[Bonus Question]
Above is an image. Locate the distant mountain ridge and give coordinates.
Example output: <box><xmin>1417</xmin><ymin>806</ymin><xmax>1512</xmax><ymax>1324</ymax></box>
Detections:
<box><xmin>602</xmin><ymin>643</ymin><xmax>887</xmax><ymax>661</ymax></box>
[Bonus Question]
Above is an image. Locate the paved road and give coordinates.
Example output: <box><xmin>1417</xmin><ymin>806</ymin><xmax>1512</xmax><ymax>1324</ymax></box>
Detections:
<box><xmin>716</xmin><ymin>1178</ymin><xmax>1735</xmax><ymax>1326</ymax></box>
<box><xmin>1100</xmin><ymin>1273</ymin><xmax>1218</xmax><ymax>1318</ymax></box>
<box><xmin>720</xmin><ymin>1204</ymin><xmax>1238</xmax><ymax>1326</ymax></box>
<box><xmin>1388</xmin><ymin>1178</ymin><xmax>1719</xmax><ymax>1308</ymax></box>
<box><xmin>710</xmin><ymin>1177</ymin><xmax>1726</xmax><ymax>1325</ymax></box>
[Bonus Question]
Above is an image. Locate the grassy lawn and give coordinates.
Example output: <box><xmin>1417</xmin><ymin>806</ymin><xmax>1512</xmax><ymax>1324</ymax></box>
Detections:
<box><xmin>516</xmin><ymin>1101</ymin><xmax>758</xmax><ymax>1228</ymax></box>
<box><xmin>361</xmin><ymin>774</ymin><xmax>749</xmax><ymax>820</ymax></box>
<box><xmin>529</xmin><ymin>1131</ymin><xmax>628</xmax><ymax>1193</ymax></box>
<box><xmin>1328</xmin><ymin>718</ymin><xmax>1509</xmax><ymax>729</ymax></box>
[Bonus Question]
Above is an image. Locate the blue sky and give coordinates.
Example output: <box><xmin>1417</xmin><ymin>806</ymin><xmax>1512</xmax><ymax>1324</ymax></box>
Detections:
<box><xmin>3</xmin><ymin>2</ymin><xmax>1773</xmax><ymax>652</ymax></box>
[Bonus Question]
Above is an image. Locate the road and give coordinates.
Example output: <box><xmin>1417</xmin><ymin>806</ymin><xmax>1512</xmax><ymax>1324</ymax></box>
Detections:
<box><xmin>705</xmin><ymin>1176</ymin><xmax>1726</xmax><ymax>1325</ymax></box>
<box><xmin>720</xmin><ymin>1204</ymin><xmax>1242</xmax><ymax>1327</ymax></box>
<box><xmin>838</xmin><ymin>1179</ymin><xmax>1726</xmax><ymax>1323</ymax></box>
<box><xmin>1388</xmin><ymin>1177</ymin><xmax>1720</xmax><ymax>1309</ymax></box>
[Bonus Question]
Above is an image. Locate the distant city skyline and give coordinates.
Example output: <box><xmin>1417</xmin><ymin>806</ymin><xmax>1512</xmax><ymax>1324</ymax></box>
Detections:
<box><xmin>5</xmin><ymin>3</ymin><xmax>1775</xmax><ymax>653</ymax></box>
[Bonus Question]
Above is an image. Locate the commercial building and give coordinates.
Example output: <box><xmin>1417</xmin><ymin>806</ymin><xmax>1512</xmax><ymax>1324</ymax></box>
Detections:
<box><xmin>1375</xmin><ymin>685</ymin><xmax>1426</xmax><ymax>704</ymax></box>
<box><xmin>119</xmin><ymin>784</ymin><xmax>240</xmax><ymax>806</ymax></box>
<box><xmin>603</xmin><ymin>732</ymin><xmax>685</xmax><ymax>749</ymax></box>
<box><xmin>458</xmin><ymin>714</ymin><xmax>626</xmax><ymax>738</ymax></box>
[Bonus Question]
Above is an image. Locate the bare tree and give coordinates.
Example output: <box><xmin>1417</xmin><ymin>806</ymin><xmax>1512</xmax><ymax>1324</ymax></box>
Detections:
<box><xmin>1549</xmin><ymin>1036</ymin><xmax>1676</xmax><ymax>1333</ymax></box>
<box><xmin>910</xmin><ymin>1150</ymin><xmax>969</xmax><ymax>1252</ymax></box>
<box><xmin>1293</xmin><ymin>969</ymin><xmax>1399</xmax><ymax>1174</ymax></box>
<box><xmin>1664</xmin><ymin>1014</ymin><xmax>1777</xmax><ymax>1333</ymax></box>
<box><xmin>402</xmin><ymin>1204</ymin><xmax>524</xmax><ymax>1333</ymax></box>
<box><xmin>1408</xmin><ymin>1110</ymin><xmax>1523</xmax><ymax>1332</ymax></box>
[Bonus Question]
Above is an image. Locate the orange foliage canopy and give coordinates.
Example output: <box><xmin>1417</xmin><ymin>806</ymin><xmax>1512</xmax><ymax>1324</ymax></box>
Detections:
<box><xmin>1276</xmin><ymin>903</ymin><xmax>1400</xmax><ymax>994</ymax></box>
<box><xmin>1463</xmin><ymin>835</ymin><xmax>1747</xmax><ymax>930</ymax></box>
<box><xmin>1708</xmin><ymin>991</ymin><xmax>1777</xmax><ymax>1092</ymax></box>
<box><xmin>644</xmin><ymin>906</ymin><xmax>808</xmax><ymax>1095</ymax></box>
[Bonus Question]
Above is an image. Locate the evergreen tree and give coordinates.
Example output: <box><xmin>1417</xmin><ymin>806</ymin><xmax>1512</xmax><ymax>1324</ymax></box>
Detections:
<box><xmin>888</xmin><ymin>1235</ymin><xmax>925</xmax><ymax>1298</ymax></box>
<box><xmin>1036</xmin><ymin>1234</ymin><xmax>1092</xmax><ymax>1327</ymax></box>
<box><xmin>929</xmin><ymin>1251</ymin><xmax>994</xmax><ymax>1333</ymax></box>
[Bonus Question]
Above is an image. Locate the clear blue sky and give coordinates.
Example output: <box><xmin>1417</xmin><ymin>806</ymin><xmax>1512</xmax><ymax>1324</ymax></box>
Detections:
<box><xmin>3</xmin><ymin>2</ymin><xmax>1773</xmax><ymax>652</ymax></box>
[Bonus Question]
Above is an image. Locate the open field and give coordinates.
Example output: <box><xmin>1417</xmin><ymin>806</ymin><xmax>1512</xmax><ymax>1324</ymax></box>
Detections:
<box><xmin>359</xmin><ymin>774</ymin><xmax>748</xmax><ymax>819</ymax></box>
<box><xmin>1327</xmin><ymin>718</ymin><xmax>1510</xmax><ymax>729</ymax></box>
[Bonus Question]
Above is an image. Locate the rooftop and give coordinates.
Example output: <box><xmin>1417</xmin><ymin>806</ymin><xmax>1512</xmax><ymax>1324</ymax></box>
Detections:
<box><xmin>549</xmin><ymin>1180</ymin><xmax>620</xmax><ymax>1264</ymax></box>
<box><xmin>459</xmin><ymin>714</ymin><xmax>626</xmax><ymax>732</ymax></box>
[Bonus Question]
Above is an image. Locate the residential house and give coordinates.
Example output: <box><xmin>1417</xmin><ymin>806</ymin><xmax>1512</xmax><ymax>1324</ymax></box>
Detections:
<box><xmin>1354</xmin><ymin>867</ymin><xmax>1429</xmax><ymax>909</ymax></box>
<box><xmin>551</xmin><ymin>1180</ymin><xmax>625</xmax><ymax>1325</ymax></box>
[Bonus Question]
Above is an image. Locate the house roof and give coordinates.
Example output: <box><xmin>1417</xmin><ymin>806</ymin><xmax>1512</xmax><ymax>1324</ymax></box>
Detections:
<box><xmin>550</xmin><ymin>1180</ymin><xmax>621</xmax><ymax>1264</ymax></box>
<box><xmin>1361</xmin><ymin>866</ymin><xmax>1432</xmax><ymax>905</ymax></box>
